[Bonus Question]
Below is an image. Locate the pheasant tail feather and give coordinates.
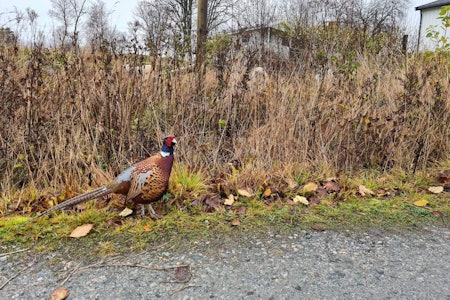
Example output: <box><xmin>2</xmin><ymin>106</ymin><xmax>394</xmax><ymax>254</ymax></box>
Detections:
<box><xmin>21</xmin><ymin>186</ymin><xmax>112</xmax><ymax>226</ymax></box>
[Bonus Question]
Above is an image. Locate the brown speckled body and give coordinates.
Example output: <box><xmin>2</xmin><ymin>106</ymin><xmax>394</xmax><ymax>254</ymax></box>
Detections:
<box><xmin>128</xmin><ymin>154</ymin><xmax>174</xmax><ymax>204</ymax></box>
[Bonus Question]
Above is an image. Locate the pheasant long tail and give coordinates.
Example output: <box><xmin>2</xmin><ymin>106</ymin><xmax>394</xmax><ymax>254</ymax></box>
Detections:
<box><xmin>21</xmin><ymin>186</ymin><xmax>112</xmax><ymax>227</ymax></box>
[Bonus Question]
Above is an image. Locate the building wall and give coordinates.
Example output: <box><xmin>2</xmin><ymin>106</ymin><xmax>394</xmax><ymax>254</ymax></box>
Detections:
<box><xmin>237</xmin><ymin>29</ymin><xmax>290</xmax><ymax>59</ymax></box>
<box><xmin>419</xmin><ymin>6</ymin><xmax>450</xmax><ymax>51</ymax></box>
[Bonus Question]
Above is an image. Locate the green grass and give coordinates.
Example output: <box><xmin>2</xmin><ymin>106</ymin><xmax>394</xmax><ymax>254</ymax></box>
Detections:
<box><xmin>170</xmin><ymin>164</ymin><xmax>208</xmax><ymax>200</ymax></box>
<box><xmin>1</xmin><ymin>192</ymin><xmax>448</xmax><ymax>256</ymax></box>
<box><xmin>1</xmin><ymin>168</ymin><xmax>448</xmax><ymax>257</ymax></box>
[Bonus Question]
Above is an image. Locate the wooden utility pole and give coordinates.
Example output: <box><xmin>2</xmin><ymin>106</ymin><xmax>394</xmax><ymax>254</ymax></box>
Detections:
<box><xmin>196</xmin><ymin>0</ymin><xmax>208</xmax><ymax>87</ymax></box>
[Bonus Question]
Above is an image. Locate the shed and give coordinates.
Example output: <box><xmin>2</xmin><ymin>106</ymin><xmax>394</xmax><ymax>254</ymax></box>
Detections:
<box><xmin>416</xmin><ymin>0</ymin><xmax>450</xmax><ymax>51</ymax></box>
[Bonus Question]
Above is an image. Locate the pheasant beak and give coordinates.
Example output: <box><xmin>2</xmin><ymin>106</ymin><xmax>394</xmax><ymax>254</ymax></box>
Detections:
<box><xmin>172</xmin><ymin>138</ymin><xmax>177</xmax><ymax>145</ymax></box>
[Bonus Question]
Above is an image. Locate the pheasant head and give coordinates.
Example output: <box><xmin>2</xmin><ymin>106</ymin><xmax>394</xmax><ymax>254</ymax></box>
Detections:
<box><xmin>161</xmin><ymin>135</ymin><xmax>177</xmax><ymax>156</ymax></box>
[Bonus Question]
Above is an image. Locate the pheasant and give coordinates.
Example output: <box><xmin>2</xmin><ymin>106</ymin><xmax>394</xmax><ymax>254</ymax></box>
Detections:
<box><xmin>22</xmin><ymin>135</ymin><xmax>177</xmax><ymax>225</ymax></box>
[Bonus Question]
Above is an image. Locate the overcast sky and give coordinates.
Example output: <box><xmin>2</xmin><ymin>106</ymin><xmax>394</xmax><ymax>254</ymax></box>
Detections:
<box><xmin>0</xmin><ymin>0</ymin><xmax>434</xmax><ymax>40</ymax></box>
<box><xmin>0</xmin><ymin>0</ymin><xmax>133</xmax><ymax>33</ymax></box>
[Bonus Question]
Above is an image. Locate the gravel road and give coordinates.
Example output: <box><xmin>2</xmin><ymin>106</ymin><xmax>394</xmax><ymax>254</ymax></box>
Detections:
<box><xmin>1</xmin><ymin>226</ymin><xmax>449</xmax><ymax>300</ymax></box>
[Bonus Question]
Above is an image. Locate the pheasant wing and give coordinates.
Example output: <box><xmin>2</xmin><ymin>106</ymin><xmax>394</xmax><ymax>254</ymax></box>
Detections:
<box><xmin>127</xmin><ymin>168</ymin><xmax>154</xmax><ymax>201</ymax></box>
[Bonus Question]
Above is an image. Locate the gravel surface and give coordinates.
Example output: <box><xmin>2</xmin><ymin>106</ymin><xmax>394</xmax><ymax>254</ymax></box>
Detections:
<box><xmin>1</xmin><ymin>226</ymin><xmax>449</xmax><ymax>300</ymax></box>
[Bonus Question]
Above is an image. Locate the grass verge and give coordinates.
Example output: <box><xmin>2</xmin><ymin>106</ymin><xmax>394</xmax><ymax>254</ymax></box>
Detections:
<box><xmin>1</xmin><ymin>180</ymin><xmax>448</xmax><ymax>258</ymax></box>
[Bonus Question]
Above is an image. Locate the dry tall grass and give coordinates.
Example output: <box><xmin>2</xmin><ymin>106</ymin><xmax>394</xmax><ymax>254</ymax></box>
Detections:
<box><xmin>1</xmin><ymin>41</ymin><xmax>449</xmax><ymax>212</ymax></box>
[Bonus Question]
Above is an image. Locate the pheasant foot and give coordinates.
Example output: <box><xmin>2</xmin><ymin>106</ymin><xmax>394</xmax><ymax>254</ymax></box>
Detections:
<box><xmin>140</xmin><ymin>204</ymin><xmax>162</xmax><ymax>219</ymax></box>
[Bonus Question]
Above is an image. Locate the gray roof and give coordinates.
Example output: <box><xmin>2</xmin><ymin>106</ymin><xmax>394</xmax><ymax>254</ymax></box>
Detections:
<box><xmin>416</xmin><ymin>0</ymin><xmax>450</xmax><ymax>10</ymax></box>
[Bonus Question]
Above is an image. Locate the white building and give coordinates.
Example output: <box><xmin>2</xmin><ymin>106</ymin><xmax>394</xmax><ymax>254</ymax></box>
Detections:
<box><xmin>416</xmin><ymin>0</ymin><xmax>450</xmax><ymax>51</ymax></box>
<box><xmin>229</xmin><ymin>26</ymin><xmax>300</xmax><ymax>61</ymax></box>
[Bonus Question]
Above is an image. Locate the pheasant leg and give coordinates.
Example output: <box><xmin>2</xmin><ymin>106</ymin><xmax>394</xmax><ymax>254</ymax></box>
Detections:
<box><xmin>140</xmin><ymin>204</ymin><xmax>162</xmax><ymax>219</ymax></box>
<box><xmin>147</xmin><ymin>204</ymin><xmax>162</xmax><ymax>219</ymax></box>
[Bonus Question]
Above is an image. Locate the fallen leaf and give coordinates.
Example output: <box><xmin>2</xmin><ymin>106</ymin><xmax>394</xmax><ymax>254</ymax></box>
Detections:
<box><xmin>237</xmin><ymin>188</ymin><xmax>253</xmax><ymax>198</ymax></box>
<box><xmin>316</xmin><ymin>187</ymin><xmax>328</xmax><ymax>196</ymax></box>
<box><xmin>432</xmin><ymin>211</ymin><xmax>444</xmax><ymax>218</ymax></box>
<box><xmin>358</xmin><ymin>185</ymin><xmax>375</xmax><ymax>197</ymax></box>
<box><xmin>49</xmin><ymin>196</ymin><xmax>58</xmax><ymax>207</ymax></box>
<box><xmin>51</xmin><ymin>286</ymin><xmax>69</xmax><ymax>300</ymax></box>
<box><xmin>231</xmin><ymin>219</ymin><xmax>240</xmax><ymax>226</ymax></box>
<box><xmin>236</xmin><ymin>206</ymin><xmax>247</xmax><ymax>215</ymax></box>
<box><xmin>428</xmin><ymin>186</ymin><xmax>444</xmax><ymax>194</ymax></box>
<box><xmin>192</xmin><ymin>194</ymin><xmax>210</xmax><ymax>206</ymax></box>
<box><xmin>309</xmin><ymin>197</ymin><xmax>321</xmax><ymax>205</ymax></box>
<box><xmin>437</xmin><ymin>170</ymin><xmax>450</xmax><ymax>184</ymax></box>
<box><xmin>143</xmin><ymin>225</ymin><xmax>151</xmax><ymax>231</ymax></box>
<box><xmin>205</xmin><ymin>195</ymin><xmax>222</xmax><ymax>211</ymax></box>
<box><xmin>174</xmin><ymin>265</ymin><xmax>192</xmax><ymax>282</ymax></box>
<box><xmin>302</xmin><ymin>182</ymin><xmax>318</xmax><ymax>193</ymax></box>
<box><xmin>224</xmin><ymin>194</ymin><xmax>235</xmax><ymax>206</ymax></box>
<box><xmin>69</xmin><ymin>224</ymin><xmax>94</xmax><ymax>238</ymax></box>
<box><xmin>323</xmin><ymin>181</ymin><xmax>340</xmax><ymax>193</ymax></box>
<box><xmin>263</xmin><ymin>188</ymin><xmax>272</xmax><ymax>197</ymax></box>
<box><xmin>413</xmin><ymin>199</ymin><xmax>429</xmax><ymax>207</ymax></box>
<box><xmin>376</xmin><ymin>188</ymin><xmax>390</xmax><ymax>197</ymax></box>
<box><xmin>285</xmin><ymin>178</ymin><xmax>298</xmax><ymax>189</ymax></box>
<box><xmin>311</xmin><ymin>224</ymin><xmax>325</xmax><ymax>231</ymax></box>
<box><xmin>293</xmin><ymin>195</ymin><xmax>309</xmax><ymax>205</ymax></box>
<box><xmin>119</xmin><ymin>207</ymin><xmax>133</xmax><ymax>217</ymax></box>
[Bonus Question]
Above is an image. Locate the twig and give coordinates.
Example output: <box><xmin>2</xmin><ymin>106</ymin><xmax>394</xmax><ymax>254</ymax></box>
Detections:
<box><xmin>59</xmin><ymin>255</ymin><xmax>121</xmax><ymax>285</ymax></box>
<box><xmin>0</xmin><ymin>260</ymin><xmax>36</xmax><ymax>290</ymax></box>
<box><xmin>59</xmin><ymin>262</ymin><xmax>82</xmax><ymax>286</ymax></box>
<box><xmin>59</xmin><ymin>260</ymin><xmax>189</xmax><ymax>285</ymax></box>
<box><xmin>78</xmin><ymin>263</ymin><xmax>189</xmax><ymax>271</ymax></box>
<box><xmin>0</xmin><ymin>248</ymin><xmax>31</xmax><ymax>258</ymax></box>
<box><xmin>169</xmin><ymin>285</ymin><xmax>201</xmax><ymax>296</ymax></box>
<box><xmin>148</xmin><ymin>241</ymin><xmax>170</xmax><ymax>252</ymax></box>
<box><xmin>59</xmin><ymin>256</ymin><xmax>118</xmax><ymax>285</ymax></box>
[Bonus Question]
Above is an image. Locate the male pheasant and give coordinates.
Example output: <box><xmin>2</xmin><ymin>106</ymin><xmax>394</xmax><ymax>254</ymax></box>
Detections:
<box><xmin>23</xmin><ymin>135</ymin><xmax>177</xmax><ymax>225</ymax></box>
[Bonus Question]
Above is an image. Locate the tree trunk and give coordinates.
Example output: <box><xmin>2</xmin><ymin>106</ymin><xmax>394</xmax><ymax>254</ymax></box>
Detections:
<box><xmin>196</xmin><ymin>0</ymin><xmax>208</xmax><ymax>93</ymax></box>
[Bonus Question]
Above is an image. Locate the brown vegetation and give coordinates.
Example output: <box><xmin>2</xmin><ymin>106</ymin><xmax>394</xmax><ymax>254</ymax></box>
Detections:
<box><xmin>0</xmin><ymin>34</ymin><xmax>449</xmax><ymax>215</ymax></box>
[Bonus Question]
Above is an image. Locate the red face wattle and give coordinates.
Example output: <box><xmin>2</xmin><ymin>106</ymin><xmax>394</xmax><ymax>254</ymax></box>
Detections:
<box><xmin>165</xmin><ymin>135</ymin><xmax>177</xmax><ymax>147</ymax></box>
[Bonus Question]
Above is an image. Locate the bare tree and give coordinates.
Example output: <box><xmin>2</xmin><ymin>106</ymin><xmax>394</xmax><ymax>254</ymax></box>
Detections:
<box><xmin>279</xmin><ymin>0</ymin><xmax>320</xmax><ymax>27</ymax></box>
<box><xmin>133</xmin><ymin>0</ymin><xmax>200</xmax><ymax>63</ymax></box>
<box><xmin>233</xmin><ymin>0</ymin><xmax>279</xmax><ymax>29</ymax></box>
<box><xmin>69</xmin><ymin>0</ymin><xmax>88</xmax><ymax>48</ymax></box>
<box><xmin>85</xmin><ymin>0</ymin><xmax>114</xmax><ymax>51</ymax></box>
<box><xmin>133</xmin><ymin>0</ymin><xmax>172</xmax><ymax>57</ymax></box>
<box><xmin>207</xmin><ymin>0</ymin><xmax>237</xmax><ymax>33</ymax></box>
<box><xmin>167</xmin><ymin>0</ymin><xmax>195</xmax><ymax>57</ymax></box>
<box><xmin>311</xmin><ymin>0</ymin><xmax>408</xmax><ymax>30</ymax></box>
<box><xmin>49</xmin><ymin>0</ymin><xmax>88</xmax><ymax>50</ymax></box>
<box><xmin>227</xmin><ymin>0</ymin><xmax>280</xmax><ymax>66</ymax></box>
<box><xmin>358</xmin><ymin>0</ymin><xmax>408</xmax><ymax>35</ymax></box>
<box><xmin>133</xmin><ymin>0</ymin><xmax>244</xmax><ymax>61</ymax></box>
<box><xmin>49</xmin><ymin>0</ymin><xmax>70</xmax><ymax>48</ymax></box>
